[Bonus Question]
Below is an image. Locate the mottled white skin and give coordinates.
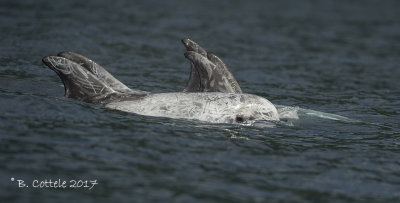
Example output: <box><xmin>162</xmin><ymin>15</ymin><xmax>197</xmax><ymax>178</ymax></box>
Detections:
<box><xmin>106</xmin><ymin>92</ymin><xmax>279</xmax><ymax>124</ymax></box>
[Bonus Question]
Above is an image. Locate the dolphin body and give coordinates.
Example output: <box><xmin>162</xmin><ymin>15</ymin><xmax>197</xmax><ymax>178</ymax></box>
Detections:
<box><xmin>42</xmin><ymin>39</ymin><xmax>279</xmax><ymax>124</ymax></box>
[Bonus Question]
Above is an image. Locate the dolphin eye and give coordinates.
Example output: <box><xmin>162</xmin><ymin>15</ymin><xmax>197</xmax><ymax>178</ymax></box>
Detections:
<box><xmin>263</xmin><ymin>112</ymin><xmax>272</xmax><ymax>117</ymax></box>
<box><xmin>235</xmin><ymin>115</ymin><xmax>244</xmax><ymax>123</ymax></box>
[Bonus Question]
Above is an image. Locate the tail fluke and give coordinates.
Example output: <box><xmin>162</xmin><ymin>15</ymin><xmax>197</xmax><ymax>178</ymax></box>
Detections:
<box><xmin>57</xmin><ymin>52</ymin><xmax>132</xmax><ymax>93</ymax></box>
<box><xmin>43</xmin><ymin>52</ymin><xmax>149</xmax><ymax>104</ymax></box>
<box><xmin>43</xmin><ymin>56</ymin><xmax>115</xmax><ymax>104</ymax></box>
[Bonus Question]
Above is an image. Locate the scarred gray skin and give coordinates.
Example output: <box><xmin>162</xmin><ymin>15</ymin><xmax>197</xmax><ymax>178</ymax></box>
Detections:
<box><xmin>42</xmin><ymin>39</ymin><xmax>279</xmax><ymax>124</ymax></box>
<box><xmin>106</xmin><ymin>93</ymin><xmax>277</xmax><ymax>124</ymax></box>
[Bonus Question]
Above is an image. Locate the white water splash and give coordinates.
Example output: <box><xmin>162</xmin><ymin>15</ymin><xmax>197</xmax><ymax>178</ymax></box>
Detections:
<box><xmin>276</xmin><ymin>105</ymin><xmax>360</xmax><ymax>123</ymax></box>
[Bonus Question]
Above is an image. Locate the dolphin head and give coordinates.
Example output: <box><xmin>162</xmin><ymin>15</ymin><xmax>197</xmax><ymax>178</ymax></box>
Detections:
<box><xmin>229</xmin><ymin>95</ymin><xmax>279</xmax><ymax>124</ymax></box>
<box><xmin>233</xmin><ymin>104</ymin><xmax>279</xmax><ymax>124</ymax></box>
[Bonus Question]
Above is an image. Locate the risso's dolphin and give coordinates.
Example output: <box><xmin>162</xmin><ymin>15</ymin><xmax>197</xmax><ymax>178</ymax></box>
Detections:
<box><xmin>42</xmin><ymin>39</ymin><xmax>279</xmax><ymax>124</ymax></box>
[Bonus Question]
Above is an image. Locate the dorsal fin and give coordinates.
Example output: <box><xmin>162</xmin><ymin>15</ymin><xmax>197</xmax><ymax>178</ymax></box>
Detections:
<box><xmin>181</xmin><ymin>39</ymin><xmax>242</xmax><ymax>93</ymax></box>
<box><xmin>206</xmin><ymin>52</ymin><xmax>242</xmax><ymax>93</ymax></box>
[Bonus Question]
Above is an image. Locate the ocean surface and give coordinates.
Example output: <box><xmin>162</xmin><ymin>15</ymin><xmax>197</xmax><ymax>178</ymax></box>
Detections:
<box><xmin>1</xmin><ymin>0</ymin><xmax>399</xmax><ymax>202</ymax></box>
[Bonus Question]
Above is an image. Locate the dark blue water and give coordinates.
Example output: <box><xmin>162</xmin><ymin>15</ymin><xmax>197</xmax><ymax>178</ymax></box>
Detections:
<box><xmin>1</xmin><ymin>0</ymin><xmax>400</xmax><ymax>202</ymax></box>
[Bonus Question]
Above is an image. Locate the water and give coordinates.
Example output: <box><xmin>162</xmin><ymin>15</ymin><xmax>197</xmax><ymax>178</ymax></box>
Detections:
<box><xmin>1</xmin><ymin>0</ymin><xmax>399</xmax><ymax>202</ymax></box>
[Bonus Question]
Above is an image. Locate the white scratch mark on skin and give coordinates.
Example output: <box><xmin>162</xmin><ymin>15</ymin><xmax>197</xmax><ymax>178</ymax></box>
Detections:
<box><xmin>99</xmin><ymin>86</ymin><xmax>105</xmax><ymax>94</ymax></box>
<box><xmin>89</xmin><ymin>81</ymin><xmax>97</xmax><ymax>94</ymax></box>
<box><xmin>50</xmin><ymin>58</ymin><xmax>73</xmax><ymax>75</ymax></box>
